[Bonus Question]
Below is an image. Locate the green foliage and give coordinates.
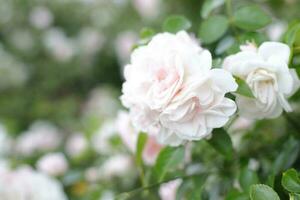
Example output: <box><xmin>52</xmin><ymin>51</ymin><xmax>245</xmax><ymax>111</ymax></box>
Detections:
<box><xmin>250</xmin><ymin>184</ymin><xmax>280</xmax><ymax>200</ymax></box>
<box><xmin>163</xmin><ymin>15</ymin><xmax>192</xmax><ymax>33</ymax></box>
<box><xmin>207</xmin><ymin>128</ymin><xmax>234</xmax><ymax>160</ymax></box>
<box><xmin>284</xmin><ymin>23</ymin><xmax>300</xmax><ymax>47</ymax></box>
<box><xmin>225</xmin><ymin>189</ymin><xmax>249</xmax><ymax>200</ymax></box>
<box><xmin>235</xmin><ymin>77</ymin><xmax>255</xmax><ymax>98</ymax></box>
<box><xmin>272</xmin><ymin>137</ymin><xmax>299</xmax><ymax>174</ymax></box>
<box><xmin>201</xmin><ymin>0</ymin><xmax>225</xmax><ymax>18</ymax></box>
<box><xmin>239</xmin><ymin>167</ymin><xmax>260</xmax><ymax>192</ymax></box>
<box><xmin>233</xmin><ymin>5</ymin><xmax>272</xmax><ymax>31</ymax></box>
<box><xmin>282</xmin><ymin>169</ymin><xmax>300</xmax><ymax>193</ymax></box>
<box><xmin>136</xmin><ymin>132</ymin><xmax>148</xmax><ymax>167</ymax></box>
<box><xmin>198</xmin><ymin>15</ymin><xmax>229</xmax><ymax>44</ymax></box>
<box><xmin>152</xmin><ymin>146</ymin><xmax>185</xmax><ymax>182</ymax></box>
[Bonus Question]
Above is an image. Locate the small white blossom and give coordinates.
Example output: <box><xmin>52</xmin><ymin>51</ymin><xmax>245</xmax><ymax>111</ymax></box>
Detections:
<box><xmin>29</xmin><ymin>6</ymin><xmax>53</xmax><ymax>29</ymax></box>
<box><xmin>159</xmin><ymin>179</ymin><xmax>182</xmax><ymax>200</ymax></box>
<box><xmin>133</xmin><ymin>0</ymin><xmax>161</xmax><ymax>19</ymax></box>
<box><xmin>0</xmin><ymin>166</ymin><xmax>67</xmax><ymax>200</ymax></box>
<box><xmin>65</xmin><ymin>133</ymin><xmax>88</xmax><ymax>158</ymax></box>
<box><xmin>16</xmin><ymin>121</ymin><xmax>62</xmax><ymax>156</ymax></box>
<box><xmin>223</xmin><ymin>42</ymin><xmax>300</xmax><ymax>119</ymax></box>
<box><xmin>36</xmin><ymin>153</ymin><xmax>69</xmax><ymax>176</ymax></box>
<box><xmin>99</xmin><ymin>154</ymin><xmax>133</xmax><ymax>180</ymax></box>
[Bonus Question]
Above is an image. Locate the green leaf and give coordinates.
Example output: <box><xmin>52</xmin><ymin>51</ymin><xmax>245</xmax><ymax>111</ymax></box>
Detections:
<box><xmin>233</xmin><ymin>5</ymin><xmax>271</xmax><ymax>31</ymax></box>
<box><xmin>272</xmin><ymin>137</ymin><xmax>299</xmax><ymax>174</ymax></box>
<box><xmin>239</xmin><ymin>167</ymin><xmax>260</xmax><ymax>192</ymax></box>
<box><xmin>199</xmin><ymin>15</ymin><xmax>229</xmax><ymax>44</ymax></box>
<box><xmin>153</xmin><ymin>146</ymin><xmax>185</xmax><ymax>182</ymax></box>
<box><xmin>282</xmin><ymin>168</ymin><xmax>300</xmax><ymax>193</ymax></box>
<box><xmin>215</xmin><ymin>36</ymin><xmax>235</xmax><ymax>55</ymax></box>
<box><xmin>176</xmin><ymin>174</ymin><xmax>207</xmax><ymax>200</ymax></box>
<box><xmin>163</xmin><ymin>15</ymin><xmax>191</xmax><ymax>33</ymax></box>
<box><xmin>250</xmin><ymin>184</ymin><xmax>280</xmax><ymax>200</ymax></box>
<box><xmin>284</xmin><ymin>23</ymin><xmax>300</xmax><ymax>47</ymax></box>
<box><xmin>207</xmin><ymin>128</ymin><xmax>234</xmax><ymax>160</ymax></box>
<box><xmin>201</xmin><ymin>0</ymin><xmax>225</xmax><ymax>18</ymax></box>
<box><xmin>235</xmin><ymin>76</ymin><xmax>255</xmax><ymax>98</ymax></box>
<box><xmin>136</xmin><ymin>132</ymin><xmax>148</xmax><ymax>166</ymax></box>
<box><xmin>290</xmin><ymin>193</ymin><xmax>300</xmax><ymax>200</ymax></box>
<box><xmin>140</xmin><ymin>27</ymin><xmax>155</xmax><ymax>39</ymax></box>
<box><xmin>226</xmin><ymin>189</ymin><xmax>249</xmax><ymax>200</ymax></box>
<box><xmin>239</xmin><ymin>32</ymin><xmax>268</xmax><ymax>45</ymax></box>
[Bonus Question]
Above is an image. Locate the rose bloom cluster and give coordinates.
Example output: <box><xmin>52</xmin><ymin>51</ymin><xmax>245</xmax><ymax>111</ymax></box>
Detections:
<box><xmin>121</xmin><ymin>31</ymin><xmax>300</xmax><ymax>146</ymax></box>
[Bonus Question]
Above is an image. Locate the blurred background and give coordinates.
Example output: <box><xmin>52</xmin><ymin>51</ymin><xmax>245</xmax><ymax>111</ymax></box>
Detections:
<box><xmin>0</xmin><ymin>0</ymin><xmax>300</xmax><ymax>199</ymax></box>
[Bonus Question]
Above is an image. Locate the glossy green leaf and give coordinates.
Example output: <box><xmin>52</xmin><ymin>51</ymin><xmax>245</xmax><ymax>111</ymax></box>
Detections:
<box><xmin>207</xmin><ymin>128</ymin><xmax>234</xmax><ymax>160</ymax></box>
<box><xmin>282</xmin><ymin>168</ymin><xmax>300</xmax><ymax>193</ymax></box>
<box><xmin>201</xmin><ymin>0</ymin><xmax>225</xmax><ymax>18</ymax></box>
<box><xmin>239</xmin><ymin>167</ymin><xmax>259</xmax><ymax>192</ymax></box>
<box><xmin>136</xmin><ymin>132</ymin><xmax>148</xmax><ymax>166</ymax></box>
<box><xmin>163</xmin><ymin>15</ymin><xmax>191</xmax><ymax>33</ymax></box>
<box><xmin>272</xmin><ymin>137</ymin><xmax>299</xmax><ymax>174</ymax></box>
<box><xmin>250</xmin><ymin>184</ymin><xmax>280</xmax><ymax>200</ymax></box>
<box><xmin>153</xmin><ymin>146</ymin><xmax>185</xmax><ymax>181</ymax></box>
<box><xmin>235</xmin><ymin>77</ymin><xmax>255</xmax><ymax>98</ymax></box>
<box><xmin>233</xmin><ymin>5</ymin><xmax>271</xmax><ymax>31</ymax></box>
<box><xmin>199</xmin><ymin>15</ymin><xmax>228</xmax><ymax>44</ymax></box>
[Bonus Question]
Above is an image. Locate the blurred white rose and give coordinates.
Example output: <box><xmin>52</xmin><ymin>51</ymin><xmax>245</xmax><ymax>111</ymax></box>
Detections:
<box><xmin>159</xmin><ymin>179</ymin><xmax>182</xmax><ymax>200</ymax></box>
<box><xmin>121</xmin><ymin>31</ymin><xmax>238</xmax><ymax>146</ymax></box>
<box><xmin>36</xmin><ymin>153</ymin><xmax>69</xmax><ymax>176</ymax></box>
<box><xmin>65</xmin><ymin>133</ymin><xmax>88</xmax><ymax>158</ymax></box>
<box><xmin>43</xmin><ymin>28</ymin><xmax>75</xmax><ymax>62</ymax></box>
<box><xmin>29</xmin><ymin>6</ymin><xmax>53</xmax><ymax>29</ymax></box>
<box><xmin>133</xmin><ymin>0</ymin><xmax>161</xmax><ymax>19</ymax></box>
<box><xmin>77</xmin><ymin>27</ymin><xmax>105</xmax><ymax>56</ymax></box>
<box><xmin>266</xmin><ymin>21</ymin><xmax>287</xmax><ymax>41</ymax></box>
<box><xmin>0</xmin><ymin>166</ymin><xmax>67</xmax><ymax>200</ymax></box>
<box><xmin>99</xmin><ymin>154</ymin><xmax>133</xmax><ymax>180</ymax></box>
<box><xmin>223</xmin><ymin>42</ymin><xmax>300</xmax><ymax>119</ymax></box>
<box><xmin>16</xmin><ymin>121</ymin><xmax>62</xmax><ymax>156</ymax></box>
<box><xmin>115</xmin><ymin>31</ymin><xmax>138</xmax><ymax>67</ymax></box>
<box><xmin>92</xmin><ymin>120</ymin><xmax>117</xmax><ymax>155</ymax></box>
<box><xmin>83</xmin><ymin>87</ymin><xmax>120</xmax><ymax>119</ymax></box>
<box><xmin>116</xmin><ymin>111</ymin><xmax>162</xmax><ymax>165</ymax></box>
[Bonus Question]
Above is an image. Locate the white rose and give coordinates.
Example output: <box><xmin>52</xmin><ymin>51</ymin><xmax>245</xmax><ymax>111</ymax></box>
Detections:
<box><xmin>159</xmin><ymin>179</ymin><xmax>182</xmax><ymax>200</ymax></box>
<box><xmin>0</xmin><ymin>166</ymin><xmax>67</xmax><ymax>200</ymax></box>
<box><xmin>36</xmin><ymin>153</ymin><xmax>69</xmax><ymax>176</ymax></box>
<box><xmin>116</xmin><ymin>111</ymin><xmax>162</xmax><ymax>165</ymax></box>
<box><xmin>223</xmin><ymin>42</ymin><xmax>300</xmax><ymax>119</ymax></box>
<box><xmin>121</xmin><ymin>31</ymin><xmax>238</xmax><ymax>146</ymax></box>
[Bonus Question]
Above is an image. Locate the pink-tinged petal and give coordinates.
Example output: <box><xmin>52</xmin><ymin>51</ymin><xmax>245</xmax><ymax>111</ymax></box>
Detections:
<box><xmin>209</xmin><ymin>68</ymin><xmax>238</xmax><ymax>93</ymax></box>
<box><xmin>258</xmin><ymin>42</ymin><xmax>290</xmax><ymax>64</ymax></box>
<box><xmin>205</xmin><ymin>98</ymin><xmax>237</xmax><ymax>128</ymax></box>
